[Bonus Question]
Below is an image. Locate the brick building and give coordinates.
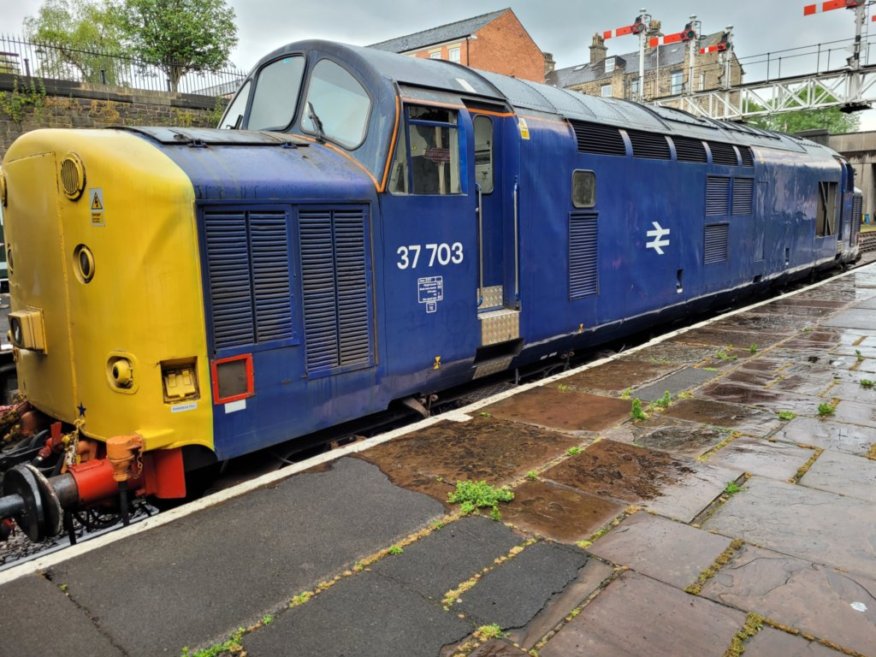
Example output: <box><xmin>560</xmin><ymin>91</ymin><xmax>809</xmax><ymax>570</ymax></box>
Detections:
<box><xmin>548</xmin><ymin>30</ymin><xmax>743</xmax><ymax>103</ymax></box>
<box><xmin>369</xmin><ymin>8</ymin><xmax>548</xmax><ymax>83</ymax></box>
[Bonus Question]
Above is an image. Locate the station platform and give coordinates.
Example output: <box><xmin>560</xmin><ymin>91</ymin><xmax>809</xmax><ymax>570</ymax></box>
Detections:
<box><xmin>2</xmin><ymin>263</ymin><xmax>876</xmax><ymax>657</ymax></box>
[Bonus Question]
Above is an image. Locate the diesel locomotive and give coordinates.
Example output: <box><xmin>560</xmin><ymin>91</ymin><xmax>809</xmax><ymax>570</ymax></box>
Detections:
<box><xmin>0</xmin><ymin>40</ymin><xmax>861</xmax><ymax>541</ymax></box>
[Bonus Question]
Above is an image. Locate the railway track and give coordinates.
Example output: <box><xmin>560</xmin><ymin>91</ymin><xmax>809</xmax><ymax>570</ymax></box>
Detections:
<box><xmin>1</xmin><ymin>253</ymin><xmax>873</xmax><ymax>571</ymax></box>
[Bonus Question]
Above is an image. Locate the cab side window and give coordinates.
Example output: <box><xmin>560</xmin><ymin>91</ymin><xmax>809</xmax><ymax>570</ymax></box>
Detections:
<box><xmin>389</xmin><ymin>105</ymin><xmax>461</xmax><ymax>195</ymax></box>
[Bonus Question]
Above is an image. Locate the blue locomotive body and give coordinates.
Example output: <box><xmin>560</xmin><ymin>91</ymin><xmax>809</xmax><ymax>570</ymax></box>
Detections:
<box><xmin>141</xmin><ymin>41</ymin><xmax>859</xmax><ymax>460</ymax></box>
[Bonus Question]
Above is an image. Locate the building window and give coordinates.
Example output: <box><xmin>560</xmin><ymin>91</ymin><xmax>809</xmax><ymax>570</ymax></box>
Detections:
<box><xmin>629</xmin><ymin>78</ymin><xmax>640</xmax><ymax>98</ymax></box>
<box><xmin>449</xmin><ymin>46</ymin><xmax>461</xmax><ymax>63</ymax></box>
<box><xmin>601</xmin><ymin>84</ymin><xmax>612</xmax><ymax>98</ymax></box>
<box><xmin>429</xmin><ymin>51</ymin><xmax>442</xmax><ymax>59</ymax></box>
<box><xmin>604</xmin><ymin>57</ymin><xmax>615</xmax><ymax>73</ymax></box>
<box><xmin>671</xmin><ymin>70</ymin><xmax>684</xmax><ymax>95</ymax></box>
<box><xmin>700</xmin><ymin>71</ymin><xmax>706</xmax><ymax>91</ymax></box>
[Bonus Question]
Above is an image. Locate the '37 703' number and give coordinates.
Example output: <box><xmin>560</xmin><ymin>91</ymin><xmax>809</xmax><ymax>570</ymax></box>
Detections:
<box><xmin>396</xmin><ymin>242</ymin><xmax>464</xmax><ymax>269</ymax></box>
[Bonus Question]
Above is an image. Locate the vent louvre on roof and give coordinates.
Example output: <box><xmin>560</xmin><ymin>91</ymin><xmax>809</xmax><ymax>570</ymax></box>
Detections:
<box><xmin>570</xmin><ymin>120</ymin><xmax>627</xmax><ymax>156</ymax></box>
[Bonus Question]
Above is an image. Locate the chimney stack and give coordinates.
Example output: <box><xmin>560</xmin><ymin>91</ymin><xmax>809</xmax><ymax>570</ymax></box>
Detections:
<box><xmin>589</xmin><ymin>33</ymin><xmax>607</xmax><ymax>65</ymax></box>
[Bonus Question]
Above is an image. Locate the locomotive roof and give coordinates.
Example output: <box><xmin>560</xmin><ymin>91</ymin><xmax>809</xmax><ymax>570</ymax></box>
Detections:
<box><xmin>254</xmin><ymin>40</ymin><xmax>834</xmax><ymax>157</ymax></box>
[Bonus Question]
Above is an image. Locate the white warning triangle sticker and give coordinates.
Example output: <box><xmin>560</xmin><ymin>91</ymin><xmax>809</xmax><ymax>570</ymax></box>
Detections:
<box><xmin>90</xmin><ymin>190</ymin><xmax>103</xmax><ymax>210</ymax></box>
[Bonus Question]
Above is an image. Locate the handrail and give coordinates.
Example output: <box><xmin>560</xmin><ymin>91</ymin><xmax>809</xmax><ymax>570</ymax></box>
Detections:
<box><xmin>476</xmin><ymin>183</ymin><xmax>484</xmax><ymax>307</ymax></box>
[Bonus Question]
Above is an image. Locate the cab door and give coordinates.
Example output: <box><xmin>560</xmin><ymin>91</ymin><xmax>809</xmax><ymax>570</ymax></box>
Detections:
<box><xmin>468</xmin><ymin>108</ymin><xmax>522</xmax><ymax>377</ymax></box>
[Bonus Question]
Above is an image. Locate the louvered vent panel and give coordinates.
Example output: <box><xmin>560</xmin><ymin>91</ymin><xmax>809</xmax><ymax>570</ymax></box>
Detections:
<box><xmin>299</xmin><ymin>211</ymin><xmax>339</xmax><ymax>372</ymax></box>
<box><xmin>739</xmin><ymin>146</ymin><xmax>754</xmax><ymax>167</ymax></box>
<box><xmin>853</xmin><ymin>195</ymin><xmax>863</xmax><ymax>223</ymax></box>
<box><xmin>732</xmin><ymin>178</ymin><xmax>754</xmax><ymax>215</ymax></box>
<box><xmin>250</xmin><ymin>213</ymin><xmax>293</xmax><ymax>342</ymax></box>
<box><xmin>628</xmin><ymin>130</ymin><xmax>671</xmax><ymax>160</ymax></box>
<box><xmin>706</xmin><ymin>176</ymin><xmax>730</xmax><ymax>216</ymax></box>
<box><xmin>704</xmin><ymin>224</ymin><xmax>730</xmax><ymax>264</ymax></box>
<box><xmin>709</xmin><ymin>141</ymin><xmax>739</xmax><ymax>166</ymax></box>
<box><xmin>333</xmin><ymin>209</ymin><xmax>371</xmax><ymax>367</ymax></box>
<box><xmin>569</xmin><ymin>212</ymin><xmax>599</xmax><ymax>299</ymax></box>
<box><xmin>570</xmin><ymin>120</ymin><xmax>627</xmax><ymax>156</ymax></box>
<box><xmin>204</xmin><ymin>212</ymin><xmax>255</xmax><ymax>349</ymax></box>
<box><xmin>299</xmin><ymin>208</ymin><xmax>372</xmax><ymax>373</ymax></box>
<box><xmin>673</xmin><ymin>136</ymin><xmax>708</xmax><ymax>163</ymax></box>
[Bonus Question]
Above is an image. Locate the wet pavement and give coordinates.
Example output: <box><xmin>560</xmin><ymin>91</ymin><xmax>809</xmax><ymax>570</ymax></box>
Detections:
<box><xmin>2</xmin><ymin>264</ymin><xmax>876</xmax><ymax>657</ymax></box>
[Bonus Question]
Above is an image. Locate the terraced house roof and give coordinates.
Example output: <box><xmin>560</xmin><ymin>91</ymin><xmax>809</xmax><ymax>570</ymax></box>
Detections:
<box><xmin>369</xmin><ymin>8</ymin><xmax>509</xmax><ymax>53</ymax></box>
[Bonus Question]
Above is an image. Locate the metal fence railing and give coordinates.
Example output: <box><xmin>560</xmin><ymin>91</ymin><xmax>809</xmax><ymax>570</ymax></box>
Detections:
<box><xmin>0</xmin><ymin>34</ymin><xmax>245</xmax><ymax>97</ymax></box>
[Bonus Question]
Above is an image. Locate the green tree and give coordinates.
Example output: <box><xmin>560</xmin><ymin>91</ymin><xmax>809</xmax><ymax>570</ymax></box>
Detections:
<box><xmin>117</xmin><ymin>0</ymin><xmax>238</xmax><ymax>92</ymax></box>
<box><xmin>744</xmin><ymin>96</ymin><xmax>860</xmax><ymax>135</ymax></box>
<box><xmin>24</xmin><ymin>0</ymin><xmax>128</xmax><ymax>84</ymax></box>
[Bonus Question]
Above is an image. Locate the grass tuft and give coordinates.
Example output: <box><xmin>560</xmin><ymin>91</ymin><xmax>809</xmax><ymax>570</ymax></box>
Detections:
<box><xmin>448</xmin><ymin>480</ymin><xmax>514</xmax><ymax>516</ymax></box>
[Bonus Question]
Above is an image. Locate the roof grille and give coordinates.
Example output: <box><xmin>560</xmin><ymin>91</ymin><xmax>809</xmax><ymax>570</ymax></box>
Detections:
<box><xmin>738</xmin><ymin>146</ymin><xmax>754</xmax><ymax>167</ymax></box>
<box><xmin>709</xmin><ymin>142</ymin><xmax>739</xmax><ymax>166</ymax></box>
<box><xmin>673</xmin><ymin>136</ymin><xmax>708</xmax><ymax>163</ymax></box>
<box><xmin>627</xmin><ymin>130</ymin><xmax>671</xmax><ymax>160</ymax></box>
<box><xmin>570</xmin><ymin>120</ymin><xmax>627</xmax><ymax>156</ymax></box>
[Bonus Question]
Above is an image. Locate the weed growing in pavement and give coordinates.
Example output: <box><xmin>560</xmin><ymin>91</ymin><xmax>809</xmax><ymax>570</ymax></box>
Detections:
<box><xmin>685</xmin><ymin>538</ymin><xmax>744</xmax><ymax>595</ymax></box>
<box><xmin>715</xmin><ymin>348</ymin><xmax>737</xmax><ymax>362</ymax></box>
<box><xmin>261</xmin><ymin>614</ymin><xmax>273</xmax><ymax>626</ymax></box>
<box><xmin>777</xmin><ymin>410</ymin><xmax>796</xmax><ymax>421</ymax></box>
<box><xmin>817</xmin><ymin>402</ymin><xmax>836</xmax><ymax>417</ymax></box>
<box><xmin>620</xmin><ymin>387</ymin><xmax>633</xmax><ymax>400</ymax></box>
<box><xmin>489</xmin><ymin>507</ymin><xmax>502</xmax><ymax>521</ymax></box>
<box><xmin>479</xmin><ymin>411</ymin><xmax>492</xmax><ymax>418</ymax></box>
<box><xmin>181</xmin><ymin>627</ymin><xmax>245</xmax><ymax>657</ymax></box>
<box><xmin>388</xmin><ymin>545</ymin><xmax>404</xmax><ymax>555</ymax></box>
<box><xmin>290</xmin><ymin>591</ymin><xmax>313</xmax><ymax>607</ymax></box>
<box><xmin>475</xmin><ymin>624</ymin><xmax>505</xmax><ymax>641</ymax></box>
<box><xmin>861</xmin><ymin>379</ymin><xmax>874</xmax><ymax>389</ymax></box>
<box><xmin>856</xmin><ymin>349</ymin><xmax>865</xmax><ymax>362</ymax></box>
<box><xmin>448</xmin><ymin>480</ymin><xmax>514</xmax><ymax>516</ymax></box>
<box><xmin>566</xmin><ymin>446</ymin><xmax>582</xmax><ymax>456</ymax></box>
<box><xmin>526</xmin><ymin>470</ymin><xmax>538</xmax><ymax>481</ymax></box>
<box><xmin>630</xmin><ymin>398</ymin><xmax>648</xmax><ymax>421</ymax></box>
<box><xmin>678</xmin><ymin>390</ymin><xmax>694</xmax><ymax>400</ymax></box>
<box><xmin>651</xmin><ymin>391</ymin><xmax>672</xmax><ymax>410</ymax></box>
<box><xmin>724</xmin><ymin>481</ymin><xmax>742</xmax><ymax>495</ymax></box>
<box><xmin>725</xmin><ymin>612</ymin><xmax>766</xmax><ymax>657</ymax></box>
<box><xmin>556</xmin><ymin>383</ymin><xmax>571</xmax><ymax>392</ymax></box>
<box><xmin>749</xmin><ymin>344</ymin><xmax>759</xmax><ymax>354</ymax></box>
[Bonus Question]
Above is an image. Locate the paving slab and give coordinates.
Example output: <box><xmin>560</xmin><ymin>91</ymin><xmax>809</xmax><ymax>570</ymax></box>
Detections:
<box><xmin>822</xmin><ymin>308</ymin><xmax>876</xmax><ymax>330</ymax></box>
<box><xmin>0</xmin><ymin>574</ymin><xmax>124</xmax><ymax>657</ymax></box>
<box><xmin>540</xmin><ymin>571</ymin><xmax>745</xmax><ymax>657</ymax></box>
<box><xmin>506</xmin><ymin>558</ymin><xmax>614</xmax><ymax>650</ymax></box>
<box><xmin>559</xmin><ymin>358</ymin><xmax>677</xmax><ymax>393</ymax></box>
<box><xmin>715</xmin><ymin>311</ymin><xmax>804</xmax><ymax>333</ymax></box>
<box><xmin>831</xmin><ymin>398</ymin><xmax>876</xmax><ymax>427</ymax></box>
<box><xmin>587</xmin><ymin>511</ymin><xmax>732</xmax><ymax>589</ymax></box>
<box><xmin>455</xmin><ymin>541</ymin><xmax>589</xmax><ymax>629</ymax></box>
<box><xmin>501</xmin><ymin>479</ymin><xmax>624</xmax><ymax>543</ymax></box>
<box><xmin>703</xmin><ymin>476</ymin><xmax>876</xmax><ymax>579</ymax></box>
<box><xmin>701</xmin><ymin>544</ymin><xmax>876</xmax><ymax>657</ymax></box>
<box><xmin>826</xmin><ymin>380</ymin><xmax>876</xmax><ymax>404</ymax></box>
<box><xmin>371</xmin><ymin>516</ymin><xmax>522</xmax><ymax>601</ymax></box>
<box><xmin>707</xmin><ymin>437</ymin><xmax>815</xmax><ymax>481</ymax></box>
<box><xmin>629</xmin><ymin>341</ymin><xmax>715</xmax><ymax>367</ymax></box>
<box><xmin>487</xmin><ymin>388</ymin><xmax>631</xmax><ymax>432</ymax></box>
<box><xmin>799</xmin><ymin>449</ymin><xmax>876</xmax><ymax>503</ymax></box>
<box><xmin>772</xmin><ymin>417</ymin><xmax>875</xmax><ymax>455</ymax></box>
<box><xmin>744</xmin><ymin>628</ymin><xmax>846</xmax><ymax>657</ymax></box>
<box><xmin>601</xmin><ymin>418</ymin><xmax>729</xmax><ymax>458</ymax></box>
<box><xmin>663</xmin><ymin>398</ymin><xmax>782</xmax><ymax>436</ymax></box>
<box><xmin>645</xmin><ymin>462</ymin><xmax>742</xmax><ymax>523</ymax></box>
<box><xmin>357</xmin><ymin>417</ymin><xmax>579</xmax><ymax>501</ymax></box>
<box><xmin>631</xmin><ymin>367</ymin><xmax>718</xmax><ymax>402</ymax></box>
<box><xmin>244</xmin><ymin>571</ymin><xmax>471</xmax><ymax>657</ymax></box>
<box><xmin>675</xmin><ymin>326</ymin><xmax>787</xmax><ymax>349</ymax></box>
<box><xmin>542</xmin><ymin>440</ymin><xmax>693</xmax><ymax>503</ymax></box>
<box><xmin>49</xmin><ymin>457</ymin><xmax>443</xmax><ymax>657</ymax></box>
<box><xmin>699</xmin><ymin>382</ymin><xmax>818</xmax><ymax>415</ymax></box>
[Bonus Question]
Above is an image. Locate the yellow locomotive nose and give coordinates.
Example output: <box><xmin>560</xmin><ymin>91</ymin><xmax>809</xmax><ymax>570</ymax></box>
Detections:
<box><xmin>2</xmin><ymin>128</ymin><xmax>213</xmax><ymax>453</ymax></box>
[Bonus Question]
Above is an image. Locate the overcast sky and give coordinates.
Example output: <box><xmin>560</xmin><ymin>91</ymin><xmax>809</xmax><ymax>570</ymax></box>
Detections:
<box><xmin>4</xmin><ymin>0</ymin><xmax>876</xmax><ymax>127</ymax></box>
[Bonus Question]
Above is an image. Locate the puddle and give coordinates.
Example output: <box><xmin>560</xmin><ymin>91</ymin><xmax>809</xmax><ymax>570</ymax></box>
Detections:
<box><xmin>487</xmin><ymin>388</ymin><xmax>631</xmax><ymax>432</ymax></box>
<box><xmin>782</xmin><ymin>329</ymin><xmax>842</xmax><ymax>348</ymax></box>
<box><xmin>714</xmin><ymin>313</ymin><xmax>800</xmax><ymax>332</ymax></box>
<box><xmin>628</xmin><ymin>342</ymin><xmax>715</xmax><ymax>367</ymax></box>
<box><xmin>503</xmin><ymin>480</ymin><xmax>623</xmax><ymax>543</ymax></box>
<box><xmin>542</xmin><ymin>440</ymin><xmax>693</xmax><ymax>503</ymax></box>
<box><xmin>560</xmin><ymin>359</ymin><xmax>675</xmax><ymax>393</ymax></box>
<box><xmin>358</xmin><ymin>417</ymin><xmax>580</xmax><ymax>503</ymax></box>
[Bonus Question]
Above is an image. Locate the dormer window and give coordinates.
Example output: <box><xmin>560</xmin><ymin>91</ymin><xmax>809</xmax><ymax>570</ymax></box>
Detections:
<box><xmin>604</xmin><ymin>57</ymin><xmax>615</xmax><ymax>74</ymax></box>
